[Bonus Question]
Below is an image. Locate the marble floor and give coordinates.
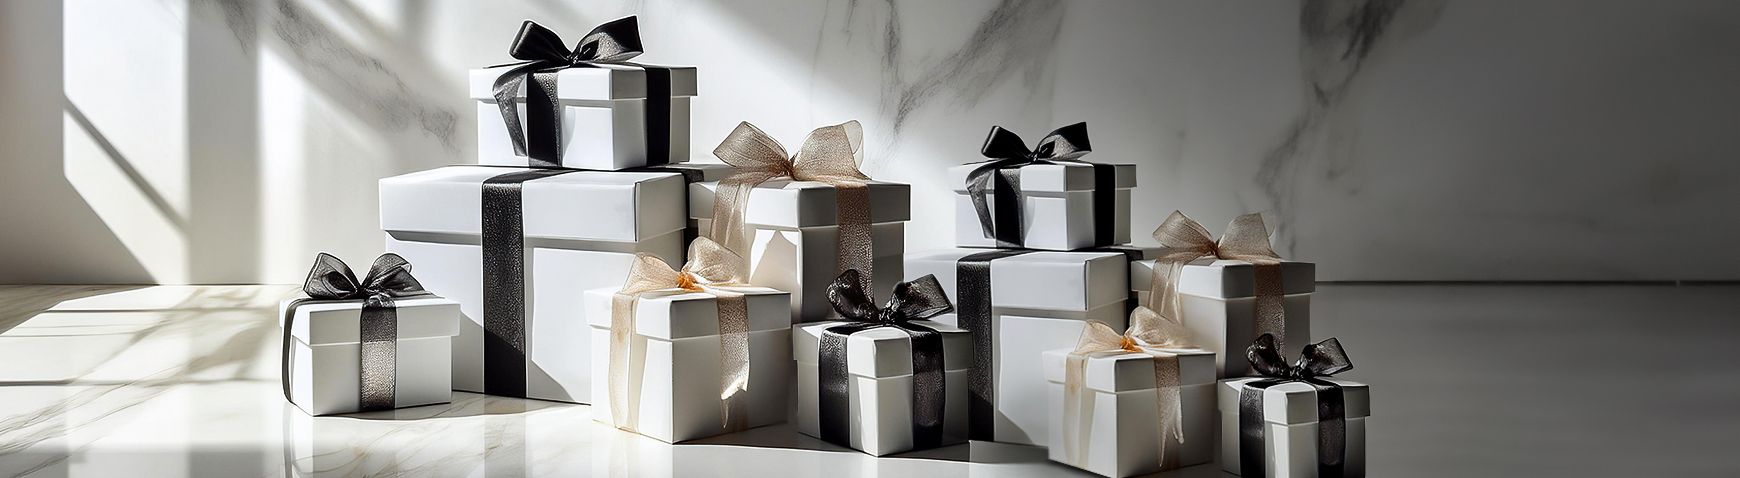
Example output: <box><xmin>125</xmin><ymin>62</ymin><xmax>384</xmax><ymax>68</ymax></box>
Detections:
<box><xmin>0</xmin><ymin>284</ymin><xmax>1733</xmax><ymax>477</ymax></box>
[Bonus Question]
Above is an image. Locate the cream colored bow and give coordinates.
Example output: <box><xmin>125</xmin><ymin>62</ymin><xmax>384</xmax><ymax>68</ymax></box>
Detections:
<box><xmin>1149</xmin><ymin>211</ymin><xmax>1287</xmax><ymax>352</ymax></box>
<box><xmin>610</xmin><ymin>237</ymin><xmax>752</xmax><ymax>432</ymax></box>
<box><xmin>1063</xmin><ymin>306</ymin><xmax>1198</xmax><ymax>469</ymax></box>
<box><xmin>708</xmin><ymin>121</ymin><xmax>875</xmax><ymax>292</ymax></box>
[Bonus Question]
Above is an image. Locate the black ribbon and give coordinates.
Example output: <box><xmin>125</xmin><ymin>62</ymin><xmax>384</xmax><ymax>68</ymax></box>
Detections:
<box><xmin>480</xmin><ymin>169</ymin><xmax>579</xmax><ymax>398</ymax></box>
<box><xmin>1238</xmin><ymin>333</ymin><xmax>1354</xmax><ymax>477</ymax></box>
<box><xmin>964</xmin><ymin>123</ymin><xmax>1116</xmax><ymax>249</ymax></box>
<box><xmin>818</xmin><ymin>270</ymin><xmax>956</xmax><ymax>450</ymax></box>
<box><xmin>281</xmin><ymin>253</ymin><xmax>432</xmax><ymax>412</ymax></box>
<box><xmin>954</xmin><ymin>248</ymin><xmax>1037</xmax><ymax>440</ymax></box>
<box><xmin>489</xmin><ymin>17</ymin><xmax>677</xmax><ymax>167</ymax></box>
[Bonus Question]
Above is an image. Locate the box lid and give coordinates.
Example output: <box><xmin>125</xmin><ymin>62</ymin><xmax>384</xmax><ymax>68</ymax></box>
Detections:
<box><xmin>1217</xmin><ymin>377</ymin><xmax>1371</xmax><ymax>425</ymax></box>
<box><xmin>904</xmin><ymin>248</ymin><xmax>1129</xmax><ymax>313</ymax></box>
<box><xmin>945</xmin><ymin>162</ymin><xmax>1136</xmax><ymax>194</ymax></box>
<box><xmin>1130</xmin><ymin>258</ymin><xmax>1316</xmax><ymax>298</ymax></box>
<box><xmin>469</xmin><ymin>64</ymin><xmax>698</xmax><ymax>101</ymax></box>
<box><xmin>279</xmin><ymin>296</ymin><xmax>460</xmax><ymax>346</ymax></box>
<box><xmin>792</xmin><ymin>320</ymin><xmax>971</xmax><ymax>378</ymax></box>
<box><xmin>688</xmin><ymin>180</ymin><xmax>911</xmax><ymax>227</ymax></box>
<box><xmin>582</xmin><ymin>286</ymin><xmax>789</xmax><ymax>339</ymax></box>
<box><xmin>379</xmin><ymin>166</ymin><xmax>686</xmax><ymax>243</ymax></box>
<box><xmin>1041</xmin><ymin>348</ymin><xmax>1216</xmax><ymax>392</ymax></box>
<box><xmin>651</xmin><ymin>161</ymin><xmax>737</xmax><ymax>182</ymax></box>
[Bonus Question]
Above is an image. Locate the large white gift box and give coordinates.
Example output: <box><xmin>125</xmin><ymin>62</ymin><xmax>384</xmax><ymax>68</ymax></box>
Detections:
<box><xmin>689</xmin><ymin>180</ymin><xmax>910</xmax><ymax>323</ymax></box>
<box><xmin>1041</xmin><ymin>348</ymin><xmax>1216</xmax><ymax>477</ymax></box>
<box><xmin>471</xmin><ymin>64</ymin><xmax>698</xmax><ymax>169</ymax></box>
<box><xmin>792</xmin><ymin>320</ymin><xmax>971</xmax><ymax>456</ymax></box>
<box><xmin>1131</xmin><ymin>258</ymin><xmax>1315</xmax><ymax>377</ymax></box>
<box><xmin>1218</xmin><ymin>377</ymin><xmax>1371</xmax><ymax>477</ymax></box>
<box><xmin>380</xmin><ymin>166</ymin><xmax>685</xmax><ymax>403</ymax></box>
<box><xmin>278</xmin><ymin>296</ymin><xmax>460</xmax><ymax>416</ymax></box>
<box><xmin>582</xmin><ymin>287</ymin><xmax>792</xmax><ymax>443</ymax></box>
<box><xmin>947</xmin><ymin>163</ymin><xmax>1136</xmax><ymax>251</ymax></box>
<box><xmin>905</xmin><ymin>249</ymin><xmax>1131</xmax><ymax>446</ymax></box>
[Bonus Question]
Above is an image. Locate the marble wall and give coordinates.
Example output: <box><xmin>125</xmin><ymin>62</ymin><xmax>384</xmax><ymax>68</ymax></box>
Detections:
<box><xmin>3</xmin><ymin>0</ymin><xmax>1737</xmax><ymax>284</ymax></box>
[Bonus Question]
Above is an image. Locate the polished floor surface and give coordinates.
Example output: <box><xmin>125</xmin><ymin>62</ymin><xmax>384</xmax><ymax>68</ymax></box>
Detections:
<box><xmin>0</xmin><ymin>284</ymin><xmax>1733</xmax><ymax>477</ymax></box>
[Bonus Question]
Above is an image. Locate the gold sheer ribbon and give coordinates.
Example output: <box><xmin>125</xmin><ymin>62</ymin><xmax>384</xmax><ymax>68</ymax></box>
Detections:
<box><xmin>609</xmin><ymin>237</ymin><xmax>752</xmax><ymax>432</ymax></box>
<box><xmin>1149</xmin><ymin>211</ymin><xmax>1288</xmax><ymax>352</ymax></box>
<box><xmin>1064</xmin><ymin>306</ymin><xmax>1198</xmax><ymax>469</ymax></box>
<box><xmin>708</xmin><ymin>121</ymin><xmax>874</xmax><ymax>293</ymax></box>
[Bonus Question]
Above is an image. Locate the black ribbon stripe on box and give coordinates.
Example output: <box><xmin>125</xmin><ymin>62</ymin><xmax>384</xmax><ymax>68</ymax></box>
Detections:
<box><xmin>1238</xmin><ymin>334</ymin><xmax>1355</xmax><ymax>477</ymax></box>
<box><xmin>817</xmin><ymin>270</ymin><xmax>955</xmax><ymax>450</ymax></box>
<box><xmin>965</xmin><ymin>122</ymin><xmax>1117</xmax><ymax>249</ymax></box>
<box><xmin>953</xmin><ymin>248</ymin><xmax>1037</xmax><ymax>440</ymax></box>
<box><xmin>480</xmin><ymin>169</ymin><xmax>579</xmax><ymax>398</ymax></box>
<box><xmin>281</xmin><ymin>253</ymin><xmax>432</xmax><ymax>412</ymax></box>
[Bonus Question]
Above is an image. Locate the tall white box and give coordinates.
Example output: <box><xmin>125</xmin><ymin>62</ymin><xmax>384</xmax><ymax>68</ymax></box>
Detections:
<box><xmin>1219</xmin><ymin>377</ymin><xmax>1371</xmax><ymax>477</ymax></box>
<box><xmin>471</xmin><ymin>65</ymin><xmax>698</xmax><ymax>169</ymax></box>
<box><xmin>948</xmin><ymin>163</ymin><xmax>1136</xmax><ymax>251</ymax></box>
<box><xmin>792</xmin><ymin>321</ymin><xmax>971</xmax><ymax>455</ymax></box>
<box><xmin>1042</xmin><ymin>349</ymin><xmax>1217</xmax><ymax>477</ymax></box>
<box><xmin>905</xmin><ymin>249</ymin><xmax>1131</xmax><ymax>446</ymax></box>
<box><xmin>278</xmin><ymin>297</ymin><xmax>460</xmax><ymax>416</ymax></box>
<box><xmin>1131</xmin><ymin>258</ymin><xmax>1315</xmax><ymax>377</ymax></box>
<box><xmin>380</xmin><ymin>166</ymin><xmax>685</xmax><ymax>403</ymax></box>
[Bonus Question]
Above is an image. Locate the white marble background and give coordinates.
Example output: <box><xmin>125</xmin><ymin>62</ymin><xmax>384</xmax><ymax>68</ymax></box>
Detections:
<box><xmin>3</xmin><ymin>0</ymin><xmax>1738</xmax><ymax>284</ymax></box>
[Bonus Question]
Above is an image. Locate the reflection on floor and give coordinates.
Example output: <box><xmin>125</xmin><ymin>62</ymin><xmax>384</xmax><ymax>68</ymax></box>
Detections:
<box><xmin>0</xmin><ymin>284</ymin><xmax>1734</xmax><ymax>477</ymax></box>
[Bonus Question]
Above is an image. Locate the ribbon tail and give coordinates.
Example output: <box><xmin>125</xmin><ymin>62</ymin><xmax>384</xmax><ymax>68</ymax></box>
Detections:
<box><xmin>831</xmin><ymin>180</ymin><xmax>874</xmax><ymax>299</ymax></box>
<box><xmin>964</xmin><ymin>164</ymin><xmax>1001</xmax><ymax>240</ymax></box>
<box><xmin>708</xmin><ymin>177</ymin><xmax>762</xmax><ymax>259</ymax></box>
<box><xmin>490</xmin><ymin>64</ymin><xmax>538</xmax><ymax>158</ymax></box>
<box><xmin>1151</xmin><ymin>259</ymin><xmax>1189</xmax><ymax>321</ymax></box>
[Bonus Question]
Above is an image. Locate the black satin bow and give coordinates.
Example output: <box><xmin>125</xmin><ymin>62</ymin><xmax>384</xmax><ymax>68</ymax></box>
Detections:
<box><xmin>817</xmin><ymin>270</ymin><xmax>955</xmax><ymax>451</ymax></box>
<box><xmin>490</xmin><ymin>17</ymin><xmax>646</xmax><ymax>165</ymax></box>
<box><xmin>301</xmin><ymin>252</ymin><xmax>427</xmax><ymax>301</ymax></box>
<box><xmin>965</xmin><ymin>122</ymin><xmax>1111</xmax><ymax>247</ymax></box>
<box><xmin>282</xmin><ymin>253</ymin><xmax>431</xmax><ymax>412</ymax></box>
<box><xmin>1240</xmin><ymin>333</ymin><xmax>1355</xmax><ymax>477</ymax></box>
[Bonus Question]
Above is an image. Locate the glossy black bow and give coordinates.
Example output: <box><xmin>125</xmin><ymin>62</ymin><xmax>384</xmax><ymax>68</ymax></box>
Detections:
<box><xmin>827</xmin><ymin>269</ymin><xmax>954</xmax><ymax>325</ymax></box>
<box><xmin>491</xmin><ymin>17</ymin><xmax>645</xmax><ymax>163</ymax></box>
<box><xmin>506</xmin><ymin>17</ymin><xmax>644</xmax><ymax>66</ymax></box>
<box><xmin>1246</xmin><ymin>333</ymin><xmax>1353</xmax><ymax>380</ymax></box>
<box><xmin>301</xmin><ymin>252</ymin><xmax>427</xmax><ymax>301</ymax></box>
<box><xmin>978</xmin><ymin>122</ymin><xmax>1092</xmax><ymax>163</ymax></box>
<box><xmin>282</xmin><ymin>253</ymin><xmax>429</xmax><ymax>412</ymax></box>
<box><xmin>965</xmin><ymin>123</ymin><xmax>1097</xmax><ymax>245</ymax></box>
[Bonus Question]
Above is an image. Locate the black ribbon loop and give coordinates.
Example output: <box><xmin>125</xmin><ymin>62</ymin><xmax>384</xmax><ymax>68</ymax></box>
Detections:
<box><xmin>964</xmin><ymin>122</ymin><xmax>1114</xmax><ymax>248</ymax></box>
<box><xmin>1238</xmin><ymin>333</ymin><xmax>1354</xmax><ymax>477</ymax></box>
<box><xmin>817</xmin><ymin>270</ymin><xmax>955</xmax><ymax>451</ymax></box>
<box><xmin>282</xmin><ymin>253</ymin><xmax>432</xmax><ymax>412</ymax></box>
<box><xmin>490</xmin><ymin>17</ymin><xmax>675</xmax><ymax>167</ymax></box>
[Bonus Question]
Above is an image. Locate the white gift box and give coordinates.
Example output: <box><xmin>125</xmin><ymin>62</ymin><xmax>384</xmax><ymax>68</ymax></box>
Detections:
<box><xmin>582</xmin><ymin>287</ymin><xmax>793</xmax><ymax>443</ymax></box>
<box><xmin>1218</xmin><ymin>377</ymin><xmax>1371</xmax><ymax>478</ymax></box>
<box><xmin>278</xmin><ymin>296</ymin><xmax>460</xmax><ymax>416</ymax></box>
<box><xmin>380</xmin><ymin>166</ymin><xmax>686</xmax><ymax>403</ymax></box>
<box><xmin>470</xmin><ymin>65</ymin><xmax>698</xmax><ymax>169</ymax></box>
<box><xmin>1041</xmin><ymin>348</ymin><xmax>1216</xmax><ymax>477</ymax></box>
<box><xmin>1131</xmin><ymin>258</ymin><xmax>1315</xmax><ymax>377</ymax></box>
<box><xmin>792</xmin><ymin>320</ymin><xmax>971</xmax><ymax>455</ymax></box>
<box><xmin>689</xmin><ymin>179</ymin><xmax>910</xmax><ymax>322</ymax></box>
<box><xmin>904</xmin><ymin>248</ymin><xmax>1131</xmax><ymax>446</ymax></box>
<box><xmin>948</xmin><ymin>163</ymin><xmax>1136</xmax><ymax>251</ymax></box>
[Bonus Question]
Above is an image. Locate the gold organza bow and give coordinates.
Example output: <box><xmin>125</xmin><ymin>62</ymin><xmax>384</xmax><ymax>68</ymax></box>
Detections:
<box><xmin>609</xmin><ymin>237</ymin><xmax>752</xmax><ymax>432</ymax></box>
<box><xmin>1149</xmin><ymin>211</ymin><xmax>1288</xmax><ymax>352</ymax></box>
<box><xmin>1064</xmin><ymin>306</ymin><xmax>1198</xmax><ymax>469</ymax></box>
<box><xmin>708</xmin><ymin>121</ymin><xmax>875</xmax><ymax>292</ymax></box>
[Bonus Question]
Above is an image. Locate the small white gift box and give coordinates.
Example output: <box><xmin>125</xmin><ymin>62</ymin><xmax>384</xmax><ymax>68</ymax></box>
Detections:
<box><xmin>470</xmin><ymin>65</ymin><xmax>698</xmax><ymax>170</ymax></box>
<box><xmin>689</xmin><ymin>180</ymin><xmax>910</xmax><ymax>323</ymax></box>
<box><xmin>582</xmin><ymin>286</ymin><xmax>793</xmax><ymax>443</ymax></box>
<box><xmin>904</xmin><ymin>249</ymin><xmax>1131</xmax><ymax>446</ymax></box>
<box><xmin>1132</xmin><ymin>258</ymin><xmax>1315</xmax><ymax>377</ymax></box>
<box><xmin>279</xmin><ymin>296</ymin><xmax>460</xmax><ymax>416</ymax></box>
<box><xmin>792</xmin><ymin>320</ymin><xmax>971</xmax><ymax>455</ymax></box>
<box><xmin>1041</xmin><ymin>348</ymin><xmax>1217</xmax><ymax>477</ymax></box>
<box><xmin>1218</xmin><ymin>377</ymin><xmax>1371</xmax><ymax>478</ymax></box>
<box><xmin>947</xmin><ymin>163</ymin><xmax>1136</xmax><ymax>251</ymax></box>
<box><xmin>380</xmin><ymin>166</ymin><xmax>686</xmax><ymax>403</ymax></box>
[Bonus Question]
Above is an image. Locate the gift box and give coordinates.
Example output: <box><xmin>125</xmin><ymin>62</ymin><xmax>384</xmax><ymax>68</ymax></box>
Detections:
<box><xmin>279</xmin><ymin>296</ymin><xmax>460</xmax><ymax>416</ymax></box>
<box><xmin>904</xmin><ymin>249</ymin><xmax>1130</xmax><ymax>446</ymax></box>
<box><xmin>582</xmin><ymin>286</ymin><xmax>792</xmax><ymax>443</ymax></box>
<box><xmin>1219</xmin><ymin>377</ymin><xmax>1370</xmax><ymax>477</ymax></box>
<box><xmin>792</xmin><ymin>320</ymin><xmax>970</xmax><ymax>455</ymax></box>
<box><xmin>948</xmin><ymin>163</ymin><xmax>1136</xmax><ymax>251</ymax></box>
<box><xmin>1132</xmin><ymin>258</ymin><xmax>1315</xmax><ymax>377</ymax></box>
<box><xmin>1042</xmin><ymin>348</ymin><xmax>1216</xmax><ymax>477</ymax></box>
<box><xmin>689</xmin><ymin>180</ymin><xmax>910</xmax><ymax>322</ymax></box>
<box><xmin>380</xmin><ymin>166</ymin><xmax>685</xmax><ymax>403</ymax></box>
<box><xmin>471</xmin><ymin>62</ymin><xmax>696</xmax><ymax>170</ymax></box>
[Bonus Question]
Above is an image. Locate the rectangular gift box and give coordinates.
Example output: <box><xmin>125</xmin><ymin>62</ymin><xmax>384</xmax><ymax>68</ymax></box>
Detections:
<box><xmin>792</xmin><ymin>320</ymin><xmax>971</xmax><ymax>456</ymax></box>
<box><xmin>471</xmin><ymin>65</ymin><xmax>698</xmax><ymax>169</ymax></box>
<box><xmin>689</xmin><ymin>179</ymin><xmax>911</xmax><ymax>323</ymax></box>
<box><xmin>905</xmin><ymin>248</ymin><xmax>1131</xmax><ymax>446</ymax></box>
<box><xmin>1131</xmin><ymin>258</ymin><xmax>1315</xmax><ymax>377</ymax></box>
<box><xmin>279</xmin><ymin>296</ymin><xmax>460</xmax><ymax>416</ymax></box>
<box><xmin>380</xmin><ymin>166</ymin><xmax>686</xmax><ymax>403</ymax></box>
<box><xmin>582</xmin><ymin>286</ymin><xmax>793</xmax><ymax>443</ymax></box>
<box><xmin>1041</xmin><ymin>348</ymin><xmax>1217</xmax><ymax>477</ymax></box>
<box><xmin>947</xmin><ymin>163</ymin><xmax>1136</xmax><ymax>251</ymax></box>
<box><xmin>1218</xmin><ymin>377</ymin><xmax>1371</xmax><ymax>478</ymax></box>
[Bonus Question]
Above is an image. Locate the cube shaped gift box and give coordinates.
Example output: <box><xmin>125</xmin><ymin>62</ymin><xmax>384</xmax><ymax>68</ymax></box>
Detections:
<box><xmin>472</xmin><ymin>17</ymin><xmax>697</xmax><ymax>170</ymax></box>
<box><xmin>379</xmin><ymin>166</ymin><xmax>686</xmax><ymax>403</ymax></box>
<box><xmin>951</xmin><ymin>123</ymin><xmax>1136</xmax><ymax>251</ymax></box>
<box><xmin>905</xmin><ymin>248</ymin><xmax>1132</xmax><ymax>446</ymax></box>
<box><xmin>1219</xmin><ymin>335</ymin><xmax>1370</xmax><ymax>478</ymax></box>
